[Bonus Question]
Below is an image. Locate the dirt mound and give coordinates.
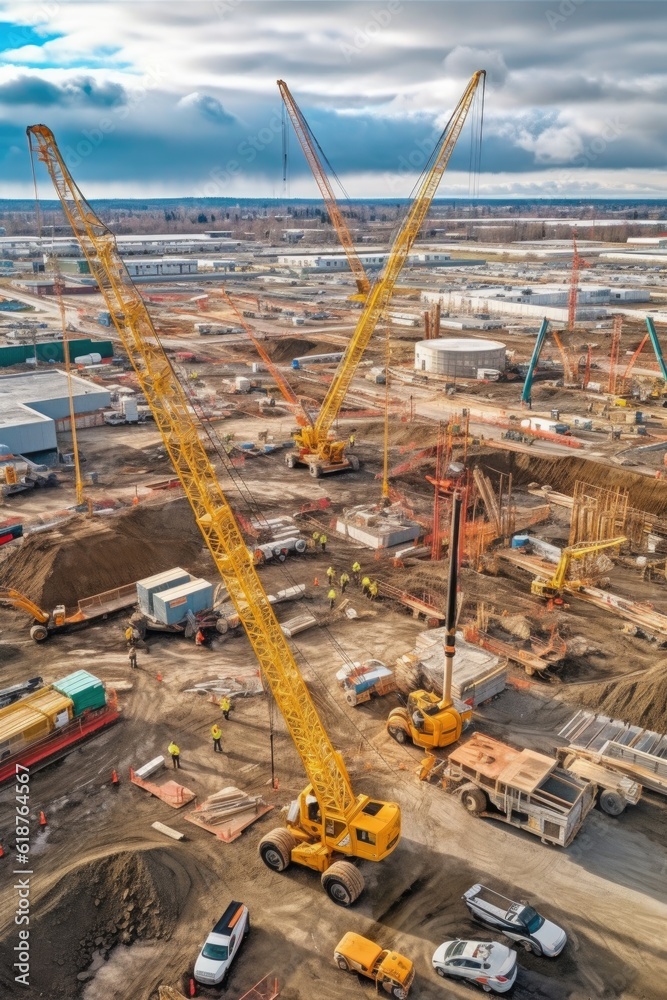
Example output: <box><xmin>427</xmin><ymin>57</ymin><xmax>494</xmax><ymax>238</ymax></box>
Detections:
<box><xmin>568</xmin><ymin>659</ymin><xmax>667</xmax><ymax>731</ymax></box>
<box><xmin>0</xmin><ymin>499</ymin><xmax>202</xmax><ymax>610</ymax></box>
<box><xmin>0</xmin><ymin>849</ymin><xmax>184</xmax><ymax>998</ymax></box>
<box><xmin>269</xmin><ymin>338</ymin><xmax>332</xmax><ymax>362</ymax></box>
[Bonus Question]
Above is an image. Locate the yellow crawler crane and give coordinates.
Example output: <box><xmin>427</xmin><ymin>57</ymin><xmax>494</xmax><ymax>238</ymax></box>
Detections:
<box><xmin>283</xmin><ymin>71</ymin><xmax>486</xmax><ymax>478</ymax></box>
<box><xmin>27</xmin><ymin>123</ymin><xmax>400</xmax><ymax>907</ymax></box>
<box><xmin>278</xmin><ymin>79</ymin><xmax>371</xmax><ymax>299</ymax></box>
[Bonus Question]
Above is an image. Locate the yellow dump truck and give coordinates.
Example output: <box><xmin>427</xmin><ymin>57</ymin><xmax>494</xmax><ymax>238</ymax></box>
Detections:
<box><xmin>334</xmin><ymin>932</ymin><xmax>414</xmax><ymax>999</ymax></box>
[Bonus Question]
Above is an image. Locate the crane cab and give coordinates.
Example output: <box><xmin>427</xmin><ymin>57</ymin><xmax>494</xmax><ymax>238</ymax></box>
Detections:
<box><xmin>387</xmin><ymin>690</ymin><xmax>470</xmax><ymax>751</ymax></box>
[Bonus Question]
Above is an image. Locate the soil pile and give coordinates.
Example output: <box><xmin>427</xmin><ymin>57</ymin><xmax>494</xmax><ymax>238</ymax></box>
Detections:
<box><xmin>568</xmin><ymin>658</ymin><xmax>667</xmax><ymax>731</ymax></box>
<box><xmin>0</xmin><ymin>499</ymin><xmax>202</xmax><ymax>610</ymax></box>
<box><xmin>1</xmin><ymin>849</ymin><xmax>183</xmax><ymax>998</ymax></box>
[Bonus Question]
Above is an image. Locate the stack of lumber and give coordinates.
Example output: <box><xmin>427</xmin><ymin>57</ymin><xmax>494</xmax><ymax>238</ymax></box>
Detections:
<box><xmin>196</xmin><ymin>786</ymin><xmax>265</xmax><ymax>824</ymax></box>
<box><xmin>280</xmin><ymin>612</ymin><xmax>317</xmax><ymax>637</ymax></box>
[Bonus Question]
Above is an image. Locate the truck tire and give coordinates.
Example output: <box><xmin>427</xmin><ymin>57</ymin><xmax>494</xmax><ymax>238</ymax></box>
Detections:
<box><xmin>460</xmin><ymin>785</ymin><xmax>487</xmax><ymax>816</ymax></box>
<box><xmin>599</xmin><ymin>789</ymin><xmax>626</xmax><ymax>816</ymax></box>
<box><xmin>391</xmin><ymin>985</ymin><xmax>408</xmax><ymax>1000</ymax></box>
<box><xmin>309</xmin><ymin>463</ymin><xmax>323</xmax><ymax>479</ymax></box>
<box><xmin>285</xmin><ymin>453</ymin><xmax>297</xmax><ymax>469</ymax></box>
<box><xmin>335</xmin><ymin>953</ymin><xmax>351</xmax><ymax>971</ymax></box>
<box><xmin>30</xmin><ymin>624</ymin><xmax>49</xmax><ymax>642</ymax></box>
<box><xmin>388</xmin><ymin>726</ymin><xmax>407</xmax><ymax>744</ymax></box>
<box><xmin>345</xmin><ymin>691</ymin><xmax>358</xmax><ymax>707</ymax></box>
<box><xmin>258</xmin><ymin>828</ymin><xmax>296</xmax><ymax>872</ymax></box>
<box><xmin>321</xmin><ymin>861</ymin><xmax>364</xmax><ymax>906</ymax></box>
<box><xmin>295</xmin><ymin>539</ymin><xmax>307</xmax><ymax>554</ymax></box>
<box><xmin>348</xmin><ymin>455</ymin><xmax>360</xmax><ymax>471</ymax></box>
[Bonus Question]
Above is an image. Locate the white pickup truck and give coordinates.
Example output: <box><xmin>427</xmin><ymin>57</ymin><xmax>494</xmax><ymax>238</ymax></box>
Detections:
<box><xmin>463</xmin><ymin>884</ymin><xmax>566</xmax><ymax>957</ymax></box>
<box><xmin>193</xmin><ymin>901</ymin><xmax>249</xmax><ymax>986</ymax></box>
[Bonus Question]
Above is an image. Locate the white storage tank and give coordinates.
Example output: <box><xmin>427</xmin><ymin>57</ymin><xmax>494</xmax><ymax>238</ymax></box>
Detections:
<box><xmin>73</xmin><ymin>352</ymin><xmax>102</xmax><ymax>366</ymax></box>
<box><xmin>415</xmin><ymin>337</ymin><xmax>506</xmax><ymax>378</ymax></box>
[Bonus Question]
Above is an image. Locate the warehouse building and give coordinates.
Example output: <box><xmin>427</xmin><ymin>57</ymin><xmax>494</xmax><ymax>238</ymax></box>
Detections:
<box><xmin>0</xmin><ymin>370</ymin><xmax>110</xmax><ymax>460</ymax></box>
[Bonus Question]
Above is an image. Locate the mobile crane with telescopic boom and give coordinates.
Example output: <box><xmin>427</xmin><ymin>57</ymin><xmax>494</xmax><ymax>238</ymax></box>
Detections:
<box><xmin>27</xmin><ymin>123</ymin><xmax>400</xmax><ymax>908</ymax></box>
<box><xmin>283</xmin><ymin>71</ymin><xmax>486</xmax><ymax>478</ymax></box>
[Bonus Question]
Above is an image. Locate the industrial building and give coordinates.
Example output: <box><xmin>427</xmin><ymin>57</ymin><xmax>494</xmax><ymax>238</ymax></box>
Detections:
<box><xmin>125</xmin><ymin>258</ymin><xmax>199</xmax><ymax>277</ymax></box>
<box><xmin>278</xmin><ymin>251</ymin><xmax>460</xmax><ymax>271</ymax></box>
<box><xmin>414</xmin><ymin>337</ymin><xmax>507</xmax><ymax>378</ymax></box>
<box><xmin>0</xmin><ymin>370</ymin><xmax>110</xmax><ymax>459</ymax></box>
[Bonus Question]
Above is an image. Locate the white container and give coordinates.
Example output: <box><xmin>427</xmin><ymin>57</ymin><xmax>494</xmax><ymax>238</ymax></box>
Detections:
<box><xmin>235</xmin><ymin>376</ymin><xmax>251</xmax><ymax>393</ymax></box>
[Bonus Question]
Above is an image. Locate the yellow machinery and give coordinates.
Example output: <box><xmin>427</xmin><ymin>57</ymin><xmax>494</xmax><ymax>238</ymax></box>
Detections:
<box><xmin>284</xmin><ymin>72</ymin><xmax>485</xmax><ymax>478</ymax></box>
<box><xmin>278</xmin><ymin>79</ymin><xmax>370</xmax><ymax>299</ymax></box>
<box><xmin>0</xmin><ymin>587</ymin><xmax>66</xmax><ymax>641</ymax></box>
<box><xmin>531</xmin><ymin>536</ymin><xmax>627</xmax><ymax>599</ymax></box>
<box><xmin>386</xmin><ymin>492</ymin><xmax>471</xmax><ymax>751</ymax></box>
<box><xmin>28</xmin><ymin>123</ymin><xmax>400</xmax><ymax>907</ymax></box>
<box><xmin>387</xmin><ymin>690</ymin><xmax>471</xmax><ymax>751</ymax></box>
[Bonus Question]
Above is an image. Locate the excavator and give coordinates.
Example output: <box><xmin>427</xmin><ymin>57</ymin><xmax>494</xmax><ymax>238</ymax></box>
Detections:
<box><xmin>530</xmin><ymin>536</ymin><xmax>627</xmax><ymax>599</ymax></box>
<box><xmin>0</xmin><ymin>588</ymin><xmax>67</xmax><ymax>641</ymax></box>
<box><xmin>27</xmin><ymin>123</ymin><xmax>410</xmax><ymax>908</ymax></box>
<box><xmin>386</xmin><ymin>493</ymin><xmax>471</xmax><ymax>750</ymax></box>
<box><xmin>283</xmin><ymin>71</ymin><xmax>486</xmax><ymax>478</ymax></box>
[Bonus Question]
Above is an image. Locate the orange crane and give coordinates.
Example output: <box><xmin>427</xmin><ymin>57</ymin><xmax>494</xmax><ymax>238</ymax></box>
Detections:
<box><xmin>608</xmin><ymin>314</ymin><xmax>622</xmax><ymax>394</ymax></box>
<box><xmin>216</xmin><ymin>289</ymin><xmax>312</xmax><ymax>426</ymax></box>
<box><xmin>567</xmin><ymin>232</ymin><xmax>590</xmax><ymax>332</ymax></box>
<box><xmin>278</xmin><ymin>80</ymin><xmax>370</xmax><ymax>299</ymax></box>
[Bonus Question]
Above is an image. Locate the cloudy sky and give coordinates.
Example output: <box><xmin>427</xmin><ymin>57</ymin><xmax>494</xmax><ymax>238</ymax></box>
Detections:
<box><xmin>0</xmin><ymin>1</ymin><xmax>665</xmax><ymax>199</ymax></box>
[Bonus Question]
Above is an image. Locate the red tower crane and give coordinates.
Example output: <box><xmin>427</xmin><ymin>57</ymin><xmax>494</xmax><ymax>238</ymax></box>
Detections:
<box><xmin>567</xmin><ymin>232</ymin><xmax>590</xmax><ymax>332</ymax></box>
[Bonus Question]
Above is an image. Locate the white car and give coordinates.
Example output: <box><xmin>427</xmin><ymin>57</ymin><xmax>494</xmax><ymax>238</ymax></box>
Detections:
<box><xmin>463</xmin><ymin>884</ymin><xmax>567</xmax><ymax>957</ymax></box>
<box><xmin>194</xmin><ymin>901</ymin><xmax>249</xmax><ymax>986</ymax></box>
<box><xmin>432</xmin><ymin>939</ymin><xmax>517</xmax><ymax>994</ymax></box>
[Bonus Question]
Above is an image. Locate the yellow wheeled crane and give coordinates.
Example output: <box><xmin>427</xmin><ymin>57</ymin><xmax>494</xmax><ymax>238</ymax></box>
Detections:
<box><xmin>278</xmin><ymin>79</ymin><xmax>371</xmax><ymax>299</ymax></box>
<box><xmin>531</xmin><ymin>536</ymin><xmax>627</xmax><ymax>599</ymax></box>
<box><xmin>285</xmin><ymin>71</ymin><xmax>486</xmax><ymax>478</ymax></box>
<box><xmin>28</xmin><ymin>123</ymin><xmax>400</xmax><ymax>907</ymax></box>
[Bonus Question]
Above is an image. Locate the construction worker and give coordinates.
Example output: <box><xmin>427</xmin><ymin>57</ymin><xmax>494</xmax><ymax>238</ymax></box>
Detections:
<box><xmin>219</xmin><ymin>695</ymin><xmax>231</xmax><ymax>720</ymax></box>
<box><xmin>211</xmin><ymin>723</ymin><xmax>223</xmax><ymax>753</ymax></box>
<box><xmin>348</xmin><ymin>432</ymin><xmax>356</xmax><ymax>450</ymax></box>
<box><xmin>128</xmin><ymin>644</ymin><xmax>137</xmax><ymax>670</ymax></box>
<box><xmin>369</xmin><ymin>580</ymin><xmax>379</xmax><ymax>600</ymax></box>
<box><xmin>312</xmin><ymin>530</ymin><xmax>320</xmax><ymax>544</ymax></box>
<box><xmin>327</xmin><ymin>587</ymin><xmax>337</xmax><ymax>610</ymax></box>
<box><xmin>326</xmin><ymin>565</ymin><xmax>336</xmax><ymax>585</ymax></box>
<box><xmin>124</xmin><ymin>624</ymin><xmax>134</xmax><ymax>644</ymax></box>
<box><xmin>340</xmin><ymin>571</ymin><xmax>350</xmax><ymax>594</ymax></box>
<box><xmin>168</xmin><ymin>741</ymin><xmax>181</xmax><ymax>769</ymax></box>
<box><xmin>361</xmin><ymin>575</ymin><xmax>371</xmax><ymax>597</ymax></box>
<box><xmin>352</xmin><ymin>561</ymin><xmax>361</xmax><ymax>585</ymax></box>
<box><xmin>320</xmin><ymin>533</ymin><xmax>327</xmax><ymax>553</ymax></box>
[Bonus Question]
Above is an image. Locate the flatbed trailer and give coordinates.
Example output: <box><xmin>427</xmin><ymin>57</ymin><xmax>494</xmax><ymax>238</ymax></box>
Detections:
<box><xmin>0</xmin><ymin>695</ymin><xmax>120</xmax><ymax>784</ymax></box>
<box><xmin>560</xmin><ymin>710</ymin><xmax>667</xmax><ymax>798</ymax></box>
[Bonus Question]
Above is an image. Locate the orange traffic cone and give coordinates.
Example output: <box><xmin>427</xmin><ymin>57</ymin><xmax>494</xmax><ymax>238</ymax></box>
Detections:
<box><xmin>156</xmin><ymin>672</ymin><xmax>163</xmax><ymax>683</ymax></box>
<box><xmin>39</xmin><ymin>811</ymin><xmax>47</xmax><ymax>827</ymax></box>
<box><xmin>0</xmin><ymin>843</ymin><xmax>5</xmax><ymax>858</ymax></box>
<box><xmin>111</xmin><ymin>769</ymin><xmax>119</xmax><ymax>786</ymax></box>
<box><xmin>313</xmin><ymin>577</ymin><xmax>319</xmax><ymax>587</ymax></box>
<box><xmin>189</xmin><ymin>977</ymin><xmax>197</xmax><ymax>997</ymax></box>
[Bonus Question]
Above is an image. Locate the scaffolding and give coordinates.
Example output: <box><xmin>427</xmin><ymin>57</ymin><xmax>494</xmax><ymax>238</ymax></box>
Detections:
<box><xmin>568</xmin><ymin>481</ymin><xmax>630</xmax><ymax>547</ymax></box>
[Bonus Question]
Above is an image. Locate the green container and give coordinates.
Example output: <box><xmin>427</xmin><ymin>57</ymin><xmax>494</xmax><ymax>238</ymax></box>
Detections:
<box><xmin>52</xmin><ymin>670</ymin><xmax>106</xmax><ymax>717</ymax></box>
